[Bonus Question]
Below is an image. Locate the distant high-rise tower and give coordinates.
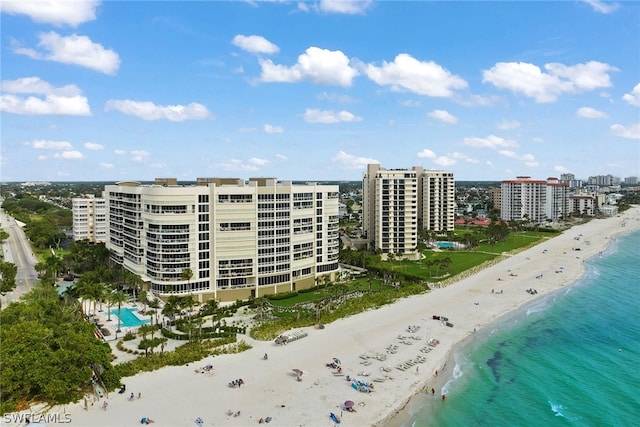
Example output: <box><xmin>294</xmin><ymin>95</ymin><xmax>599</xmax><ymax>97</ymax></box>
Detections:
<box><xmin>72</xmin><ymin>195</ymin><xmax>107</xmax><ymax>243</ymax></box>
<box><xmin>500</xmin><ymin>176</ymin><xmax>568</xmax><ymax>222</ymax></box>
<box><xmin>362</xmin><ymin>164</ymin><xmax>455</xmax><ymax>255</ymax></box>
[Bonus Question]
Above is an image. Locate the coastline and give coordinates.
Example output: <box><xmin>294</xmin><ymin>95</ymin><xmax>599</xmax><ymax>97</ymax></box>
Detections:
<box><xmin>29</xmin><ymin>207</ymin><xmax>640</xmax><ymax>427</ymax></box>
<box><xmin>383</xmin><ymin>207</ymin><xmax>640</xmax><ymax>427</ymax></box>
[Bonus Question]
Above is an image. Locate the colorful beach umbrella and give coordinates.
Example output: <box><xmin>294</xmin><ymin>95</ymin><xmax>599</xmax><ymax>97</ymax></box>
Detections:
<box><xmin>344</xmin><ymin>400</ymin><xmax>355</xmax><ymax>408</ymax></box>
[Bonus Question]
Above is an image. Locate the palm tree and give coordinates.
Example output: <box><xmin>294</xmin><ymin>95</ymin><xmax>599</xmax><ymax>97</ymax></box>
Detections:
<box><xmin>110</xmin><ymin>289</ymin><xmax>129</xmax><ymax>334</ymax></box>
<box><xmin>161</xmin><ymin>299</ymin><xmax>177</xmax><ymax>331</ymax></box>
<box><xmin>138</xmin><ymin>290</ymin><xmax>148</xmax><ymax>312</ymax></box>
<box><xmin>181</xmin><ymin>267</ymin><xmax>193</xmax><ymax>293</ymax></box>
<box><xmin>148</xmin><ymin>298</ymin><xmax>161</xmax><ymax>325</ymax></box>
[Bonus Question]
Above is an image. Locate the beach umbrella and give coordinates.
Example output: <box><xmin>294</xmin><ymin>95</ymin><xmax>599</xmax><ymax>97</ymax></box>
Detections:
<box><xmin>344</xmin><ymin>400</ymin><xmax>355</xmax><ymax>408</ymax></box>
<box><xmin>292</xmin><ymin>368</ymin><xmax>303</xmax><ymax>375</ymax></box>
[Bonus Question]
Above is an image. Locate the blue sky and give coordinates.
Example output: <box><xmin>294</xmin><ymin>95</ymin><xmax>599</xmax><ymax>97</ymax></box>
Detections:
<box><xmin>1</xmin><ymin>0</ymin><xmax>638</xmax><ymax>182</ymax></box>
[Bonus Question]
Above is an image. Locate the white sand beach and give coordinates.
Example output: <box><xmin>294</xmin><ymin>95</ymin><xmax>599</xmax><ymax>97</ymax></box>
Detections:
<box><xmin>43</xmin><ymin>208</ymin><xmax>640</xmax><ymax>427</ymax></box>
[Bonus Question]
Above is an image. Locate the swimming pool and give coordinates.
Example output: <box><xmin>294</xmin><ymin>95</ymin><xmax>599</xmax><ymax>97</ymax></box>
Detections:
<box><xmin>110</xmin><ymin>307</ymin><xmax>149</xmax><ymax>327</ymax></box>
<box><xmin>436</xmin><ymin>241</ymin><xmax>456</xmax><ymax>249</ymax></box>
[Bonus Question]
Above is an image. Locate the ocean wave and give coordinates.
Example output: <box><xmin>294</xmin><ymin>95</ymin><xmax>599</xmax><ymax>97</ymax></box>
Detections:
<box><xmin>441</xmin><ymin>355</ymin><xmax>467</xmax><ymax>395</ymax></box>
<box><xmin>548</xmin><ymin>400</ymin><xmax>565</xmax><ymax>417</ymax></box>
<box><xmin>526</xmin><ymin>299</ymin><xmax>550</xmax><ymax>316</ymax></box>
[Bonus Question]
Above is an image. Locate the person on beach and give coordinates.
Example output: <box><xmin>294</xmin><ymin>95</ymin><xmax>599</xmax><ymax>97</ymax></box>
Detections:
<box><xmin>102</xmin><ymin>401</ymin><xmax>108</xmax><ymax>411</ymax></box>
<box><xmin>431</xmin><ymin>388</ymin><xmax>435</xmax><ymax>396</ymax></box>
<box><xmin>441</xmin><ymin>394</ymin><xmax>446</xmax><ymax>401</ymax></box>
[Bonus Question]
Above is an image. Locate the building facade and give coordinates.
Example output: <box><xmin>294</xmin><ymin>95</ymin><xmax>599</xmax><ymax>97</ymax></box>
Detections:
<box><xmin>104</xmin><ymin>178</ymin><xmax>340</xmax><ymax>303</ymax></box>
<box><xmin>362</xmin><ymin>164</ymin><xmax>455</xmax><ymax>256</ymax></box>
<box><xmin>72</xmin><ymin>195</ymin><xmax>107</xmax><ymax>243</ymax></box>
<box><xmin>500</xmin><ymin>176</ymin><xmax>569</xmax><ymax>222</ymax></box>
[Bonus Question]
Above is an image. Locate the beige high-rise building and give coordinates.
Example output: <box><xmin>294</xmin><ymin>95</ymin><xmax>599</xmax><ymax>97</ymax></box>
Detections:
<box><xmin>72</xmin><ymin>195</ymin><xmax>107</xmax><ymax>243</ymax></box>
<box><xmin>104</xmin><ymin>177</ymin><xmax>340</xmax><ymax>303</ymax></box>
<box><xmin>362</xmin><ymin>164</ymin><xmax>455</xmax><ymax>256</ymax></box>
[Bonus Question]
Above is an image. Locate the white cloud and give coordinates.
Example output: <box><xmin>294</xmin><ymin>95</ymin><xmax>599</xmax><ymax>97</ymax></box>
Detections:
<box><xmin>100</xmin><ymin>162</ymin><xmax>114</xmax><ymax>168</ymax></box>
<box><xmin>498</xmin><ymin>150</ymin><xmax>539</xmax><ymax>167</ymax></box>
<box><xmin>56</xmin><ymin>150</ymin><xmax>84</xmax><ymax>159</ymax></box>
<box><xmin>622</xmin><ymin>83</ymin><xmax>640</xmax><ymax>106</ymax></box>
<box><xmin>462</xmin><ymin>135</ymin><xmax>519</xmax><ymax>149</ymax></box>
<box><xmin>303</xmin><ymin>108</ymin><xmax>362</xmax><ymax>123</ymax></box>
<box><xmin>214</xmin><ymin>158</ymin><xmax>260</xmax><ymax>172</ymax></box>
<box><xmin>260</xmin><ymin>46</ymin><xmax>358</xmax><ymax>87</ymax></box>
<box><xmin>483</xmin><ymin>61</ymin><xmax>617</xmax><ymax>103</ymax></box>
<box><xmin>1</xmin><ymin>94</ymin><xmax>91</xmax><ymax>116</ymax></box>
<box><xmin>0</xmin><ymin>0</ymin><xmax>100</xmax><ymax>26</ymax></box>
<box><xmin>427</xmin><ymin>109</ymin><xmax>457</xmax><ymax>124</ymax></box>
<box><xmin>232</xmin><ymin>35</ymin><xmax>279</xmax><ymax>55</ymax></box>
<box><xmin>554</xmin><ymin>165</ymin><xmax>570</xmax><ymax>173</ymax></box>
<box><xmin>365</xmin><ymin>54</ymin><xmax>467</xmax><ymax>97</ymax></box>
<box><xmin>610</xmin><ymin>123</ymin><xmax>640</xmax><ymax>139</ymax></box>
<box><xmin>130</xmin><ymin>150</ymin><xmax>150</xmax><ymax>162</ymax></box>
<box><xmin>264</xmin><ymin>124</ymin><xmax>284</xmax><ymax>134</ymax></box>
<box><xmin>249</xmin><ymin>157</ymin><xmax>270</xmax><ymax>166</ymax></box>
<box><xmin>417</xmin><ymin>149</ymin><xmax>436</xmax><ymax>159</ymax></box>
<box><xmin>434</xmin><ymin>156</ymin><xmax>456</xmax><ymax>167</ymax></box>
<box><xmin>576</xmin><ymin>107</ymin><xmax>608</xmax><ymax>119</ymax></box>
<box><xmin>496</xmin><ymin>120</ymin><xmax>520</xmax><ymax>130</ymax></box>
<box><xmin>582</xmin><ymin>0</ymin><xmax>619</xmax><ymax>14</ymax></box>
<box><xmin>28</xmin><ymin>140</ymin><xmax>73</xmax><ymax>150</ymax></box>
<box><xmin>105</xmin><ymin>100</ymin><xmax>211</xmax><ymax>121</ymax></box>
<box><xmin>1</xmin><ymin>76</ymin><xmax>81</xmax><ymax>96</ymax></box>
<box><xmin>452</xmin><ymin>152</ymin><xmax>480</xmax><ymax>164</ymax></box>
<box><xmin>13</xmin><ymin>32</ymin><xmax>120</xmax><ymax>75</ymax></box>
<box><xmin>37</xmin><ymin>155</ymin><xmax>47</xmax><ymax>161</ymax></box>
<box><xmin>318</xmin><ymin>0</ymin><xmax>373</xmax><ymax>14</ymax></box>
<box><xmin>1</xmin><ymin>77</ymin><xmax>90</xmax><ymax>115</ymax></box>
<box><xmin>417</xmin><ymin>148</ymin><xmax>456</xmax><ymax>167</ymax></box>
<box><xmin>332</xmin><ymin>151</ymin><xmax>378</xmax><ymax>169</ymax></box>
<box><xmin>114</xmin><ymin>149</ymin><xmax>126</xmax><ymax>155</ymax></box>
<box><xmin>316</xmin><ymin>92</ymin><xmax>358</xmax><ymax>104</ymax></box>
<box><xmin>84</xmin><ymin>142</ymin><xmax>104</xmax><ymax>150</ymax></box>
<box><xmin>400</xmin><ymin>99</ymin><xmax>421</xmax><ymax>108</ymax></box>
<box><xmin>275</xmin><ymin>154</ymin><xmax>288</xmax><ymax>161</ymax></box>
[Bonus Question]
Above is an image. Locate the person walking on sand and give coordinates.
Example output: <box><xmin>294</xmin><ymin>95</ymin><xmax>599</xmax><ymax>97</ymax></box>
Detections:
<box><xmin>102</xmin><ymin>401</ymin><xmax>108</xmax><ymax>411</ymax></box>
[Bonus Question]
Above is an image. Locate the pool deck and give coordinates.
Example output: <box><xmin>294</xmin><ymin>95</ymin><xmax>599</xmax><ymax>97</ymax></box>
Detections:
<box><xmin>85</xmin><ymin>301</ymin><xmax>154</xmax><ymax>342</ymax></box>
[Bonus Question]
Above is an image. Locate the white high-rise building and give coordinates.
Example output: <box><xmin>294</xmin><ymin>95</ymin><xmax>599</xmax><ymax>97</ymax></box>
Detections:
<box><xmin>104</xmin><ymin>177</ymin><xmax>340</xmax><ymax>303</ymax></box>
<box><xmin>500</xmin><ymin>176</ymin><xmax>569</xmax><ymax>222</ymax></box>
<box><xmin>72</xmin><ymin>195</ymin><xmax>107</xmax><ymax>243</ymax></box>
<box><xmin>362</xmin><ymin>164</ymin><xmax>455</xmax><ymax>256</ymax></box>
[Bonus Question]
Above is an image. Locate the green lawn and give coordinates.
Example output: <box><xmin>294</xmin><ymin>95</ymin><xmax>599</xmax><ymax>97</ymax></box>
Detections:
<box><xmin>374</xmin><ymin>230</ymin><xmax>553</xmax><ymax>283</ymax></box>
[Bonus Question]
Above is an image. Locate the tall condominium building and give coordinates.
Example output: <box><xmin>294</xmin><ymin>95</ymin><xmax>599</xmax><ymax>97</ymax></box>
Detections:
<box><xmin>362</xmin><ymin>164</ymin><xmax>455</xmax><ymax>256</ymax></box>
<box><xmin>104</xmin><ymin>177</ymin><xmax>340</xmax><ymax>303</ymax></box>
<box><xmin>72</xmin><ymin>195</ymin><xmax>107</xmax><ymax>243</ymax></box>
<box><xmin>500</xmin><ymin>176</ymin><xmax>569</xmax><ymax>222</ymax></box>
<box><xmin>545</xmin><ymin>177</ymin><xmax>569</xmax><ymax>221</ymax></box>
<box><xmin>559</xmin><ymin>172</ymin><xmax>583</xmax><ymax>189</ymax></box>
<box><xmin>587</xmin><ymin>174</ymin><xmax>620</xmax><ymax>186</ymax></box>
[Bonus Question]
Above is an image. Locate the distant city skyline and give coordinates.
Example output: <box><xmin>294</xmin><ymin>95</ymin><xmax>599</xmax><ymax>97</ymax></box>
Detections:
<box><xmin>1</xmin><ymin>0</ymin><xmax>639</xmax><ymax>182</ymax></box>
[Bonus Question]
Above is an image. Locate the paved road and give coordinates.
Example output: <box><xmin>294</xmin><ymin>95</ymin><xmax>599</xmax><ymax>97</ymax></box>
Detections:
<box><xmin>1</xmin><ymin>205</ymin><xmax>39</xmax><ymax>307</ymax></box>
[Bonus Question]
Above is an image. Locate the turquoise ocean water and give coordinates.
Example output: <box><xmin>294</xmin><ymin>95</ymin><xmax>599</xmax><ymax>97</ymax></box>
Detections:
<box><xmin>405</xmin><ymin>229</ymin><xmax>640</xmax><ymax>427</ymax></box>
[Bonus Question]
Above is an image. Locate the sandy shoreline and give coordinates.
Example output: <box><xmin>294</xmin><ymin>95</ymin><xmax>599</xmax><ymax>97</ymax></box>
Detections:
<box><xmin>23</xmin><ymin>207</ymin><xmax>640</xmax><ymax>427</ymax></box>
